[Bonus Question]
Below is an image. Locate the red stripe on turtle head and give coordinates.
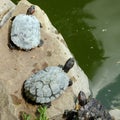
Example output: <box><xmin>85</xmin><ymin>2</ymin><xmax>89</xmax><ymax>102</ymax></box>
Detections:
<box><xmin>27</xmin><ymin>5</ymin><xmax>35</xmax><ymax>15</ymax></box>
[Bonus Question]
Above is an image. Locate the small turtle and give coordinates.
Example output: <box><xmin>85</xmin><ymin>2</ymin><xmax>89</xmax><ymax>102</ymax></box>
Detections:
<box><xmin>63</xmin><ymin>91</ymin><xmax>113</xmax><ymax>120</ymax></box>
<box><xmin>22</xmin><ymin>58</ymin><xmax>74</xmax><ymax>106</ymax></box>
<box><xmin>9</xmin><ymin>5</ymin><xmax>43</xmax><ymax>51</ymax></box>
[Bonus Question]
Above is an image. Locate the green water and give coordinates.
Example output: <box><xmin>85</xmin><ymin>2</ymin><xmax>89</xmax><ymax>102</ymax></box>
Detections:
<box><xmin>12</xmin><ymin>0</ymin><xmax>120</xmax><ymax>109</ymax></box>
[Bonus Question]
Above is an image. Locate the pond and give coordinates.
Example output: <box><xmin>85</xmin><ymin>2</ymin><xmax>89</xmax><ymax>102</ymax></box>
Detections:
<box><xmin>12</xmin><ymin>0</ymin><xmax>120</xmax><ymax>109</ymax></box>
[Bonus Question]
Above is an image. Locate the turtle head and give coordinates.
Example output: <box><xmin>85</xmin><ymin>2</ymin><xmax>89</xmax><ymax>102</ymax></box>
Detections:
<box><xmin>78</xmin><ymin>91</ymin><xmax>87</xmax><ymax>106</ymax></box>
<box><xmin>27</xmin><ymin>5</ymin><xmax>35</xmax><ymax>15</ymax></box>
<box><xmin>62</xmin><ymin>58</ymin><xmax>74</xmax><ymax>73</ymax></box>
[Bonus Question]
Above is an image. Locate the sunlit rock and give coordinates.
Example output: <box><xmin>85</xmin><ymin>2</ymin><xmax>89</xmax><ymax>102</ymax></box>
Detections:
<box><xmin>0</xmin><ymin>0</ymin><xmax>90</xmax><ymax>119</ymax></box>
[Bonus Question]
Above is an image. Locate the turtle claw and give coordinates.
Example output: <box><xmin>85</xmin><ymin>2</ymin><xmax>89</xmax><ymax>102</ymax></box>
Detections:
<box><xmin>62</xmin><ymin>58</ymin><xmax>74</xmax><ymax>73</ymax></box>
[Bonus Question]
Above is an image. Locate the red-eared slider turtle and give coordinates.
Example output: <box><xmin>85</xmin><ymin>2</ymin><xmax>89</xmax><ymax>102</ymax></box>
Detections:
<box><xmin>9</xmin><ymin>5</ymin><xmax>43</xmax><ymax>51</ymax></box>
<box><xmin>63</xmin><ymin>91</ymin><xmax>113</xmax><ymax>120</ymax></box>
<box><xmin>23</xmin><ymin>58</ymin><xmax>74</xmax><ymax>106</ymax></box>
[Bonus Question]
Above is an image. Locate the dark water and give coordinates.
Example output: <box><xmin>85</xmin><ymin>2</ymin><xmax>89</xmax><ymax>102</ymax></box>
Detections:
<box><xmin>12</xmin><ymin>0</ymin><xmax>120</xmax><ymax>109</ymax></box>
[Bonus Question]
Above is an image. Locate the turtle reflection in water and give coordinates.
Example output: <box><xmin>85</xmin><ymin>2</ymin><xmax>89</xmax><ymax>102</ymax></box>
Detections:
<box><xmin>63</xmin><ymin>91</ymin><xmax>113</xmax><ymax>120</ymax></box>
<box><xmin>23</xmin><ymin>58</ymin><xmax>74</xmax><ymax>107</ymax></box>
<box><xmin>9</xmin><ymin>5</ymin><xmax>43</xmax><ymax>51</ymax></box>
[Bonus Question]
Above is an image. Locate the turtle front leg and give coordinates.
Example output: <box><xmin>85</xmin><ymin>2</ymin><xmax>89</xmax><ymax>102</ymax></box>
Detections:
<box><xmin>62</xmin><ymin>58</ymin><xmax>74</xmax><ymax>73</ymax></box>
<box><xmin>68</xmin><ymin>79</ymin><xmax>73</xmax><ymax>86</ymax></box>
<box><xmin>11</xmin><ymin>16</ymin><xmax>16</xmax><ymax>21</ymax></box>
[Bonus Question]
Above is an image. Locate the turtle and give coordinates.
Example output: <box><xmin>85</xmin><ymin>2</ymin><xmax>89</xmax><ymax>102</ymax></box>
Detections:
<box><xmin>22</xmin><ymin>58</ymin><xmax>74</xmax><ymax>107</ymax></box>
<box><xmin>63</xmin><ymin>91</ymin><xmax>113</xmax><ymax>120</ymax></box>
<box><xmin>9</xmin><ymin>5</ymin><xmax>43</xmax><ymax>51</ymax></box>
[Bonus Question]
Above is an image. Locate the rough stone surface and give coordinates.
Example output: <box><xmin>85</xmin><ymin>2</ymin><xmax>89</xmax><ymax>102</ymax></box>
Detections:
<box><xmin>0</xmin><ymin>0</ymin><xmax>120</xmax><ymax>120</ymax></box>
<box><xmin>0</xmin><ymin>0</ymin><xmax>15</xmax><ymax>28</ymax></box>
<box><xmin>0</xmin><ymin>0</ymin><xmax>90</xmax><ymax>119</ymax></box>
<box><xmin>109</xmin><ymin>109</ymin><xmax>120</xmax><ymax>120</ymax></box>
<box><xmin>0</xmin><ymin>82</ymin><xmax>17</xmax><ymax>120</ymax></box>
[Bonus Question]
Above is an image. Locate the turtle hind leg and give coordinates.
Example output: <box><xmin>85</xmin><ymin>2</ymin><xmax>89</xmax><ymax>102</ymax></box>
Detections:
<box><xmin>8</xmin><ymin>40</ymin><xmax>19</xmax><ymax>50</ymax></box>
<box><xmin>38</xmin><ymin>39</ymin><xmax>44</xmax><ymax>47</ymax></box>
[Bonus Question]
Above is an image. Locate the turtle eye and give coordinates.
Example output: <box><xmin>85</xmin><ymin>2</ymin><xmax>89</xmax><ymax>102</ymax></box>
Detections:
<box><xmin>31</xmin><ymin>5</ymin><xmax>35</xmax><ymax>10</ymax></box>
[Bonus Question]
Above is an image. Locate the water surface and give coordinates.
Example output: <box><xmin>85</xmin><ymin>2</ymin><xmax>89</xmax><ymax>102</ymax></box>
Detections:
<box><xmin>84</xmin><ymin>0</ymin><xmax>120</xmax><ymax>109</ymax></box>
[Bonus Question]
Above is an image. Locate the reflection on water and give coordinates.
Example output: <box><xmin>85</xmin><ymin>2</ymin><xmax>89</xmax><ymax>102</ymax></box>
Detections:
<box><xmin>11</xmin><ymin>0</ymin><xmax>120</xmax><ymax>109</ymax></box>
<box><xmin>84</xmin><ymin>0</ymin><xmax>120</xmax><ymax>109</ymax></box>
<box><xmin>96</xmin><ymin>74</ymin><xmax>120</xmax><ymax>109</ymax></box>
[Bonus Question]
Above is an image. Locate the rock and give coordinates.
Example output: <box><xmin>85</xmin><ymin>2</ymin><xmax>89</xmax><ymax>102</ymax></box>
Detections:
<box><xmin>0</xmin><ymin>0</ymin><xmax>120</xmax><ymax>120</ymax></box>
<box><xmin>0</xmin><ymin>81</ymin><xmax>17</xmax><ymax>120</ymax></box>
<box><xmin>0</xmin><ymin>0</ymin><xmax>15</xmax><ymax>28</ymax></box>
<box><xmin>109</xmin><ymin>109</ymin><xmax>120</xmax><ymax>120</ymax></box>
<box><xmin>0</xmin><ymin>0</ymin><xmax>91</xmax><ymax>119</ymax></box>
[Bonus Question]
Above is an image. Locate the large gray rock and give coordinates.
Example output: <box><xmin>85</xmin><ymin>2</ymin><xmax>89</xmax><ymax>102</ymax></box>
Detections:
<box><xmin>109</xmin><ymin>109</ymin><xmax>120</xmax><ymax>120</ymax></box>
<box><xmin>0</xmin><ymin>82</ymin><xmax>17</xmax><ymax>120</ymax></box>
<box><xmin>0</xmin><ymin>0</ymin><xmax>120</xmax><ymax>120</ymax></box>
<box><xmin>0</xmin><ymin>0</ymin><xmax>15</xmax><ymax>28</ymax></box>
<box><xmin>0</xmin><ymin>0</ymin><xmax>90</xmax><ymax>119</ymax></box>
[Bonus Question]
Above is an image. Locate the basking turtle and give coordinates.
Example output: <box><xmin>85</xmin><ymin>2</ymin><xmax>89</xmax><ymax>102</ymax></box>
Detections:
<box><xmin>23</xmin><ymin>58</ymin><xmax>74</xmax><ymax>106</ymax></box>
<box><xmin>9</xmin><ymin>5</ymin><xmax>43</xmax><ymax>51</ymax></box>
<box><xmin>63</xmin><ymin>91</ymin><xmax>113</xmax><ymax>120</ymax></box>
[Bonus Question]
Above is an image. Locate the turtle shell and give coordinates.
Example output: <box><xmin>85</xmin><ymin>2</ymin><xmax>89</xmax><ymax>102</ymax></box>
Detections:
<box><xmin>23</xmin><ymin>66</ymin><xmax>70</xmax><ymax>103</ymax></box>
<box><xmin>11</xmin><ymin>14</ymin><xmax>41</xmax><ymax>50</ymax></box>
<box><xmin>78</xmin><ymin>98</ymin><xmax>112</xmax><ymax>119</ymax></box>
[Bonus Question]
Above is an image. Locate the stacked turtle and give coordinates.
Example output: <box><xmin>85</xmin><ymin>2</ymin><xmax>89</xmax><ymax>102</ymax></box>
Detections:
<box><xmin>63</xmin><ymin>91</ymin><xmax>113</xmax><ymax>120</ymax></box>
